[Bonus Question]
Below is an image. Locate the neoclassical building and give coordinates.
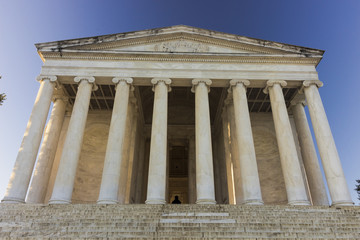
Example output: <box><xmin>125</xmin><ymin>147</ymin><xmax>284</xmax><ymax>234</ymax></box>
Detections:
<box><xmin>2</xmin><ymin>25</ymin><xmax>354</xmax><ymax>207</ymax></box>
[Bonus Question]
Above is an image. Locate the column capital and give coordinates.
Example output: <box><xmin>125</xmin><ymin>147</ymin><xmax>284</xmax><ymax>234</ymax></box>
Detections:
<box><xmin>290</xmin><ymin>99</ymin><xmax>306</xmax><ymax>107</ymax></box>
<box><xmin>74</xmin><ymin>76</ymin><xmax>98</xmax><ymax>91</ymax></box>
<box><xmin>151</xmin><ymin>78</ymin><xmax>172</xmax><ymax>92</ymax></box>
<box><xmin>37</xmin><ymin>75</ymin><xmax>59</xmax><ymax>89</ymax></box>
<box><xmin>290</xmin><ymin>94</ymin><xmax>306</xmax><ymax>107</ymax></box>
<box><xmin>52</xmin><ymin>95</ymin><xmax>69</xmax><ymax>104</ymax></box>
<box><xmin>191</xmin><ymin>78</ymin><xmax>212</xmax><ymax>93</ymax></box>
<box><xmin>303</xmin><ymin>80</ymin><xmax>323</xmax><ymax>88</ymax></box>
<box><xmin>37</xmin><ymin>75</ymin><xmax>57</xmax><ymax>83</ymax></box>
<box><xmin>112</xmin><ymin>77</ymin><xmax>134</xmax><ymax>91</ymax></box>
<box><xmin>263</xmin><ymin>80</ymin><xmax>287</xmax><ymax>94</ymax></box>
<box><xmin>229</xmin><ymin>79</ymin><xmax>250</xmax><ymax>88</ymax></box>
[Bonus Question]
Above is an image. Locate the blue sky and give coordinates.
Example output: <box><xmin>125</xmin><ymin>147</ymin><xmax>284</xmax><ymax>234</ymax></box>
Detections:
<box><xmin>0</xmin><ymin>0</ymin><xmax>359</xmax><ymax>204</ymax></box>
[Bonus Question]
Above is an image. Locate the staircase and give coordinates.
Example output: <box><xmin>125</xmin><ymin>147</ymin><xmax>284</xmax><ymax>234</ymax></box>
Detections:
<box><xmin>0</xmin><ymin>204</ymin><xmax>359</xmax><ymax>239</ymax></box>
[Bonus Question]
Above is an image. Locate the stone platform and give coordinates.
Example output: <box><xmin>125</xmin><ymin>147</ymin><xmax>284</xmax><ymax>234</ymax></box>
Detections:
<box><xmin>0</xmin><ymin>204</ymin><xmax>359</xmax><ymax>239</ymax></box>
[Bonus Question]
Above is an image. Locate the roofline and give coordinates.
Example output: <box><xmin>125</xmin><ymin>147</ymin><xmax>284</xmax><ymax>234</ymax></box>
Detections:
<box><xmin>35</xmin><ymin>25</ymin><xmax>325</xmax><ymax>56</ymax></box>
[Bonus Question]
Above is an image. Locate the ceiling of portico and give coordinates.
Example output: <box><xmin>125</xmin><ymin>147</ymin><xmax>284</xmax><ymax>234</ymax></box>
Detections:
<box><xmin>61</xmin><ymin>84</ymin><xmax>298</xmax><ymax>125</ymax></box>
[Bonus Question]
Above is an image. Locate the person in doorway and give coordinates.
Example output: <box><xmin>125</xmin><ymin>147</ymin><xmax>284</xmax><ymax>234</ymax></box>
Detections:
<box><xmin>171</xmin><ymin>195</ymin><xmax>181</xmax><ymax>204</ymax></box>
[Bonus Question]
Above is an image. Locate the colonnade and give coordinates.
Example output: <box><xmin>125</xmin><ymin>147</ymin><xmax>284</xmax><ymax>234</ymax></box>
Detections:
<box><xmin>1</xmin><ymin>76</ymin><xmax>354</xmax><ymax>207</ymax></box>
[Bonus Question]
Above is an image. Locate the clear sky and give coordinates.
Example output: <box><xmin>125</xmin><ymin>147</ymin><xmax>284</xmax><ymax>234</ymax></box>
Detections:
<box><xmin>0</xmin><ymin>0</ymin><xmax>359</xmax><ymax>204</ymax></box>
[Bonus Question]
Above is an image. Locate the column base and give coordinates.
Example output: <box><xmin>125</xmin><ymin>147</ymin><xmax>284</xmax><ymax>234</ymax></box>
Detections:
<box><xmin>331</xmin><ymin>200</ymin><xmax>354</xmax><ymax>207</ymax></box>
<box><xmin>97</xmin><ymin>199</ymin><xmax>119</xmax><ymax>204</ymax></box>
<box><xmin>145</xmin><ymin>199</ymin><xmax>166</xmax><ymax>204</ymax></box>
<box><xmin>242</xmin><ymin>199</ymin><xmax>264</xmax><ymax>205</ymax></box>
<box><xmin>1</xmin><ymin>197</ymin><xmax>25</xmax><ymax>204</ymax></box>
<box><xmin>288</xmin><ymin>200</ymin><xmax>311</xmax><ymax>206</ymax></box>
<box><xmin>48</xmin><ymin>198</ymin><xmax>71</xmax><ymax>204</ymax></box>
<box><xmin>196</xmin><ymin>199</ymin><xmax>216</xmax><ymax>204</ymax></box>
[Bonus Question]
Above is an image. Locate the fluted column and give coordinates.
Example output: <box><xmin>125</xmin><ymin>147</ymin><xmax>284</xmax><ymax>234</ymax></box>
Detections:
<box><xmin>230</xmin><ymin>79</ymin><xmax>263</xmax><ymax>205</ymax></box>
<box><xmin>226</xmin><ymin>97</ymin><xmax>243</xmax><ymax>204</ymax></box>
<box><xmin>117</xmin><ymin>97</ymin><xmax>134</xmax><ymax>204</ymax></box>
<box><xmin>221</xmin><ymin>110</ymin><xmax>235</xmax><ymax>204</ymax></box>
<box><xmin>303</xmin><ymin>80</ymin><xmax>353</xmax><ymax>206</ymax></box>
<box><xmin>145</xmin><ymin>78</ymin><xmax>171</xmax><ymax>204</ymax></box>
<box><xmin>2</xmin><ymin>76</ymin><xmax>57</xmax><ymax>204</ymax></box>
<box><xmin>97</xmin><ymin>78</ymin><xmax>133</xmax><ymax>204</ymax></box>
<box><xmin>291</xmin><ymin>99</ymin><xmax>329</xmax><ymax>206</ymax></box>
<box><xmin>27</xmin><ymin>95</ymin><xmax>68</xmax><ymax>203</ymax></box>
<box><xmin>49</xmin><ymin>76</ymin><xmax>96</xmax><ymax>204</ymax></box>
<box><xmin>188</xmin><ymin>135</ymin><xmax>196</xmax><ymax>204</ymax></box>
<box><xmin>264</xmin><ymin>80</ymin><xmax>310</xmax><ymax>205</ymax></box>
<box><xmin>191</xmin><ymin>79</ymin><xmax>216</xmax><ymax>204</ymax></box>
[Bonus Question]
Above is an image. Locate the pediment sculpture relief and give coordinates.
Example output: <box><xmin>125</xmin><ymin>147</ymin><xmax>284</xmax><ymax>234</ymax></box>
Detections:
<box><xmin>154</xmin><ymin>39</ymin><xmax>209</xmax><ymax>53</ymax></box>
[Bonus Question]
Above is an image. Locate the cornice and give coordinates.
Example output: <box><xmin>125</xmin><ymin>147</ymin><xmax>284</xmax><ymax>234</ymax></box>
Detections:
<box><xmin>40</xmin><ymin>51</ymin><xmax>320</xmax><ymax>65</ymax></box>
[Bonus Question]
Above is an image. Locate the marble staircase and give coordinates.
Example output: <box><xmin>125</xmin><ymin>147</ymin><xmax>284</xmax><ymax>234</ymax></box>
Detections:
<box><xmin>0</xmin><ymin>204</ymin><xmax>359</xmax><ymax>239</ymax></box>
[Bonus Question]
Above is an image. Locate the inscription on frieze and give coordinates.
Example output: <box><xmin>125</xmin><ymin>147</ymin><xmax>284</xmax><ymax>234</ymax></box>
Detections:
<box><xmin>154</xmin><ymin>40</ymin><xmax>209</xmax><ymax>53</ymax></box>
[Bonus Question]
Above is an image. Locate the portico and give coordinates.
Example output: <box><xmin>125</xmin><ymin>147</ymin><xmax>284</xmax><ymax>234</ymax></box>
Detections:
<box><xmin>2</xmin><ymin>25</ymin><xmax>353</xmax><ymax>207</ymax></box>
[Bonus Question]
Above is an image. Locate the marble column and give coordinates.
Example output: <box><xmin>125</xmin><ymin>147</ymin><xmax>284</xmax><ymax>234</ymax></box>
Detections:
<box><xmin>134</xmin><ymin>134</ymin><xmax>146</xmax><ymax>204</ymax></box>
<box><xmin>97</xmin><ymin>78</ymin><xmax>133</xmax><ymax>204</ymax></box>
<box><xmin>291</xmin><ymin>99</ymin><xmax>329</xmax><ymax>206</ymax></box>
<box><xmin>264</xmin><ymin>80</ymin><xmax>310</xmax><ymax>205</ymax></box>
<box><xmin>49</xmin><ymin>76</ymin><xmax>96</xmax><ymax>204</ymax></box>
<box><xmin>2</xmin><ymin>76</ymin><xmax>57</xmax><ymax>204</ymax></box>
<box><xmin>230</xmin><ymin>79</ymin><xmax>263</xmax><ymax>205</ymax></box>
<box><xmin>191</xmin><ymin>79</ymin><xmax>216</xmax><ymax>204</ymax></box>
<box><xmin>118</xmin><ymin>100</ymin><xmax>134</xmax><ymax>204</ymax></box>
<box><xmin>125</xmin><ymin>101</ymin><xmax>138</xmax><ymax>203</ymax></box>
<box><xmin>226</xmin><ymin>98</ymin><xmax>243</xmax><ymax>204</ymax></box>
<box><xmin>303</xmin><ymin>80</ymin><xmax>353</xmax><ymax>206</ymax></box>
<box><xmin>221</xmin><ymin>110</ymin><xmax>235</xmax><ymax>204</ymax></box>
<box><xmin>188</xmin><ymin>135</ymin><xmax>196</xmax><ymax>204</ymax></box>
<box><xmin>26</xmin><ymin>95</ymin><xmax>68</xmax><ymax>203</ymax></box>
<box><xmin>145</xmin><ymin>78</ymin><xmax>171</xmax><ymax>204</ymax></box>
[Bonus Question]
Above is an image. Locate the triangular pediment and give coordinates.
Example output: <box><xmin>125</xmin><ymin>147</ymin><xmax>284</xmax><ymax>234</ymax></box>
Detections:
<box><xmin>36</xmin><ymin>25</ymin><xmax>324</xmax><ymax>63</ymax></box>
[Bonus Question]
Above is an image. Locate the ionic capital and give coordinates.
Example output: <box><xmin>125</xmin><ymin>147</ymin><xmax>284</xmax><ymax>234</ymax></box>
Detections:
<box><xmin>37</xmin><ymin>75</ymin><xmax>57</xmax><ymax>83</ymax></box>
<box><xmin>298</xmin><ymin>80</ymin><xmax>323</xmax><ymax>94</ymax></box>
<box><xmin>303</xmin><ymin>80</ymin><xmax>323</xmax><ymax>88</ymax></box>
<box><xmin>290</xmin><ymin>94</ymin><xmax>306</xmax><ymax>107</ymax></box>
<box><xmin>263</xmin><ymin>80</ymin><xmax>287</xmax><ymax>94</ymax></box>
<box><xmin>151</xmin><ymin>78</ymin><xmax>172</xmax><ymax>92</ymax></box>
<box><xmin>37</xmin><ymin>75</ymin><xmax>59</xmax><ymax>89</ymax></box>
<box><xmin>52</xmin><ymin>95</ymin><xmax>69</xmax><ymax>104</ymax></box>
<box><xmin>74</xmin><ymin>76</ymin><xmax>98</xmax><ymax>91</ymax></box>
<box><xmin>229</xmin><ymin>79</ymin><xmax>250</xmax><ymax>89</ymax></box>
<box><xmin>191</xmin><ymin>78</ymin><xmax>212</xmax><ymax>93</ymax></box>
<box><xmin>112</xmin><ymin>77</ymin><xmax>134</xmax><ymax>91</ymax></box>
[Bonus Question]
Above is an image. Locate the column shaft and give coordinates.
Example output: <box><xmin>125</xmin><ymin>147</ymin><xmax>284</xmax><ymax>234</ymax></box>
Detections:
<box><xmin>266</xmin><ymin>80</ymin><xmax>310</xmax><ymax>205</ymax></box>
<box><xmin>134</xmin><ymin>135</ymin><xmax>146</xmax><ymax>203</ymax></box>
<box><xmin>227</xmin><ymin>103</ymin><xmax>243</xmax><ymax>204</ymax></box>
<box><xmin>49</xmin><ymin>77</ymin><xmax>95</xmax><ymax>204</ymax></box>
<box><xmin>145</xmin><ymin>78</ymin><xmax>171</xmax><ymax>204</ymax></box>
<box><xmin>2</xmin><ymin>76</ymin><xmax>56</xmax><ymax>203</ymax></box>
<box><xmin>231</xmin><ymin>79</ymin><xmax>263</xmax><ymax>205</ymax></box>
<box><xmin>291</xmin><ymin>101</ymin><xmax>329</xmax><ymax>205</ymax></box>
<box><xmin>117</xmin><ymin>102</ymin><xmax>133</xmax><ymax>204</ymax></box>
<box><xmin>97</xmin><ymin>78</ymin><xmax>132</xmax><ymax>204</ymax></box>
<box><xmin>192</xmin><ymin>79</ymin><xmax>216</xmax><ymax>204</ymax></box>
<box><xmin>221</xmin><ymin>111</ymin><xmax>235</xmax><ymax>204</ymax></box>
<box><xmin>27</xmin><ymin>96</ymin><xmax>67</xmax><ymax>203</ymax></box>
<box><xmin>188</xmin><ymin>135</ymin><xmax>196</xmax><ymax>204</ymax></box>
<box><xmin>304</xmin><ymin>82</ymin><xmax>353</xmax><ymax>206</ymax></box>
<box><xmin>125</xmin><ymin>104</ymin><xmax>138</xmax><ymax>203</ymax></box>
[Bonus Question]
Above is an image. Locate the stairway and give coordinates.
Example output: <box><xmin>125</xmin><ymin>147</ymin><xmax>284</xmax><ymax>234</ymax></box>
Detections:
<box><xmin>0</xmin><ymin>204</ymin><xmax>359</xmax><ymax>239</ymax></box>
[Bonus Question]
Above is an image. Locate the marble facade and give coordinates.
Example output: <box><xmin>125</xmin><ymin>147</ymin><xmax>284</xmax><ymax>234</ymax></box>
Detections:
<box><xmin>1</xmin><ymin>25</ymin><xmax>353</xmax><ymax>207</ymax></box>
